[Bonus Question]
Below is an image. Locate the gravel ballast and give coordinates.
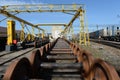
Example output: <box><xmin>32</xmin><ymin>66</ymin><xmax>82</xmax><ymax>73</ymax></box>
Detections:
<box><xmin>81</xmin><ymin>42</ymin><xmax>120</xmax><ymax>76</ymax></box>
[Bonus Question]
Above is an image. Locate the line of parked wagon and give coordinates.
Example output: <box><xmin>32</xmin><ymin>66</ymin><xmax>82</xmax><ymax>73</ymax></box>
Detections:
<box><xmin>89</xmin><ymin>26</ymin><xmax>120</xmax><ymax>41</ymax></box>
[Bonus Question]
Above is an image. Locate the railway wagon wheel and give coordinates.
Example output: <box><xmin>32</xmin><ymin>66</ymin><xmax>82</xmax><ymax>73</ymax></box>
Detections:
<box><xmin>48</xmin><ymin>43</ymin><xmax>51</xmax><ymax>50</ymax></box>
<box><xmin>45</xmin><ymin>44</ymin><xmax>49</xmax><ymax>53</ymax></box>
<box><xmin>3</xmin><ymin>58</ymin><xmax>32</xmax><ymax>80</ymax></box>
<box><xmin>76</xmin><ymin>48</ymin><xmax>83</xmax><ymax>62</ymax></box>
<box><xmin>47</xmin><ymin>43</ymin><xmax>51</xmax><ymax>53</ymax></box>
<box><xmin>69</xmin><ymin>42</ymin><xmax>72</xmax><ymax>48</ymax></box>
<box><xmin>47</xmin><ymin>43</ymin><xmax>50</xmax><ymax>50</ymax></box>
<box><xmin>29</xmin><ymin>50</ymin><xmax>41</xmax><ymax>78</ymax></box>
<box><xmin>72</xmin><ymin>44</ymin><xmax>76</xmax><ymax>50</ymax></box>
<box><xmin>39</xmin><ymin>47</ymin><xmax>44</xmax><ymax>56</ymax></box>
<box><xmin>50</xmin><ymin>42</ymin><xmax>54</xmax><ymax>49</ymax></box>
<box><xmin>83</xmin><ymin>52</ymin><xmax>94</xmax><ymax>76</ymax></box>
<box><xmin>80</xmin><ymin>50</ymin><xmax>94</xmax><ymax>76</ymax></box>
<box><xmin>66</xmin><ymin>39</ymin><xmax>70</xmax><ymax>44</ymax></box>
<box><xmin>43</xmin><ymin>46</ymin><xmax>48</xmax><ymax>55</ymax></box>
<box><xmin>34</xmin><ymin>41</ymin><xmax>37</xmax><ymax>48</ymax></box>
<box><xmin>87</xmin><ymin>59</ymin><xmax>120</xmax><ymax>80</ymax></box>
<box><xmin>73</xmin><ymin>45</ymin><xmax>82</xmax><ymax>56</ymax></box>
<box><xmin>73</xmin><ymin>45</ymin><xmax>78</xmax><ymax>55</ymax></box>
<box><xmin>39</xmin><ymin>46</ymin><xmax>48</xmax><ymax>62</ymax></box>
<box><xmin>34</xmin><ymin>41</ymin><xmax>41</xmax><ymax>48</ymax></box>
<box><xmin>72</xmin><ymin>44</ymin><xmax>75</xmax><ymax>53</ymax></box>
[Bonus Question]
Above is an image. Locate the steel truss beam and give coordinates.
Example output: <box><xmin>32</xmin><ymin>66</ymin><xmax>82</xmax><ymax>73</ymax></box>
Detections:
<box><xmin>35</xmin><ymin>23</ymin><xmax>67</xmax><ymax>27</ymax></box>
<box><xmin>0</xmin><ymin>4</ymin><xmax>84</xmax><ymax>13</ymax></box>
<box><xmin>62</xmin><ymin>8</ymin><xmax>82</xmax><ymax>33</ymax></box>
<box><xmin>0</xmin><ymin>4</ymin><xmax>85</xmax><ymax>34</ymax></box>
<box><xmin>0</xmin><ymin>9</ymin><xmax>44</xmax><ymax>31</ymax></box>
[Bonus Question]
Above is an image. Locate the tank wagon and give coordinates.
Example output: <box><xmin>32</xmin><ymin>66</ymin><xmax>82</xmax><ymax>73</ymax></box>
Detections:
<box><xmin>89</xmin><ymin>26</ymin><xmax>120</xmax><ymax>41</ymax></box>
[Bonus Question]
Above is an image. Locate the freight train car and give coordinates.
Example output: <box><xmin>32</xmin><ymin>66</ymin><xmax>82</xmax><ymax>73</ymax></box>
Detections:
<box><xmin>89</xmin><ymin>29</ymin><xmax>107</xmax><ymax>39</ymax></box>
<box><xmin>0</xmin><ymin>27</ymin><xmax>7</xmax><ymax>50</ymax></box>
<box><xmin>89</xmin><ymin>26</ymin><xmax>120</xmax><ymax>41</ymax></box>
<box><xmin>89</xmin><ymin>30</ymin><xmax>99</xmax><ymax>39</ymax></box>
<box><xmin>0</xmin><ymin>26</ymin><xmax>21</xmax><ymax>51</ymax></box>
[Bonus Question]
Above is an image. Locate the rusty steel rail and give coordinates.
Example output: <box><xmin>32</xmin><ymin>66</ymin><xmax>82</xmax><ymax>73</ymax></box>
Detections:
<box><xmin>2</xmin><ymin>38</ymin><xmax>120</xmax><ymax>80</ymax></box>
<box><xmin>0</xmin><ymin>39</ymin><xmax>49</xmax><ymax>66</ymax></box>
<box><xmin>21</xmin><ymin>39</ymin><xmax>49</xmax><ymax>48</ymax></box>
<box><xmin>90</xmin><ymin>39</ymin><xmax>120</xmax><ymax>49</ymax></box>
<box><xmin>0</xmin><ymin>39</ymin><xmax>50</xmax><ymax>79</ymax></box>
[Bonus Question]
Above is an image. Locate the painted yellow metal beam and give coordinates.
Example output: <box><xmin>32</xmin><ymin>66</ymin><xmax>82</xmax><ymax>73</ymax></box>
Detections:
<box><xmin>62</xmin><ymin>7</ymin><xmax>82</xmax><ymax>33</ymax></box>
<box><xmin>36</xmin><ymin>23</ymin><xmax>67</xmax><ymax>26</ymax></box>
<box><xmin>7</xmin><ymin>20</ymin><xmax>16</xmax><ymax>45</ymax></box>
<box><xmin>42</xmin><ymin>31</ymin><xmax>45</xmax><ymax>38</ymax></box>
<box><xmin>67</xmin><ymin>9</ymin><xmax>81</xmax><ymax>26</ymax></box>
<box><xmin>24</xmin><ymin>24</ymin><xmax>31</xmax><ymax>34</ymax></box>
<box><xmin>79</xmin><ymin>9</ymin><xmax>86</xmax><ymax>45</ymax></box>
<box><xmin>31</xmin><ymin>27</ymin><xmax>35</xmax><ymax>41</ymax></box>
<box><xmin>20</xmin><ymin>22</ymin><xmax>25</xmax><ymax>41</ymax></box>
<box><xmin>0</xmin><ymin>9</ymin><xmax>44</xmax><ymax>31</ymax></box>
<box><xmin>1</xmin><ymin>4</ymin><xmax>84</xmax><ymax>13</ymax></box>
<box><xmin>0</xmin><ymin>4</ymin><xmax>85</xmax><ymax>36</ymax></box>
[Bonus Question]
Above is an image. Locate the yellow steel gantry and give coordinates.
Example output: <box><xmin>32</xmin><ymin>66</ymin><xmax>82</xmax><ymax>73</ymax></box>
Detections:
<box><xmin>20</xmin><ymin>22</ymin><xmax>25</xmax><ymax>42</ymax></box>
<box><xmin>0</xmin><ymin>8</ymin><xmax>44</xmax><ymax>42</ymax></box>
<box><xmin>84</xmin><ymin>11</ymin><xmax>90</xmax><ymax>45</ymax></box>
<box><xmin>7</xmin><ymin>20</ymin><xmax>16</xmax><ymax>45</ymax></box>
<box><xmin>70</xmin><ymin>24</ymin><xmax>75</xmax><ymax>41</ymax></box>
<box><xmin>62</xmin><ymin>7</ymin><xmax>81</xmax><ymax>34</ymax></box>
<box><xmin>24</xmin><ymin>24</ymin><xmax>31</xmax><ymax>41</ymax></box>
<box><xmin>31</xmin><ymin>27</ymin><xmax>35</xmax><ymax>41</ymax></box>
<box><xmin>0</xmin><ymin>9</ymin><xmax>44</xmax><ymax>31</ymax></box>
<box><xmin>38</xmin><ymin>30</ymin><xmax>41</xmax><ymax>38</ymax></box>
<box><xmin>0</xmin><ymin>4</ymin><xmax>83</xmax><ymax>13</ymax></box>
<box><xmin>78</xmin><ymin>9</ymin><xmax>90</xmax><ymax>45</ymax></box>
<box><xmin>35</xmin><ymin>23</ymin><xmax>67</xmax><ymax>27</ymax></box>
<box><xmin>79</xmin><ymin>9</ymin><xmax>86</xmax><ymax>45</ymax></box>
<box><xmin>41</xmin><ymin>30</ymin><xmax>45</xmax><ymax>38</ymax></box>
<box><xmin>0</xmin><ymin>4</ymin><xmax>89</xmax><ymax>45</ymax></box>
<box><xmin>6</xmin><ymin>20</ymin><xmax>17</xmax><ymax>51</ymax></box>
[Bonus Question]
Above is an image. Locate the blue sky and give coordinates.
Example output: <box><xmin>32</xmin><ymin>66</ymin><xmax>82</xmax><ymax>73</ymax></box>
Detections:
<box><xmin>0</xmin><ymin>0</ymin><xmax>120</xmax><ymax>33</ymax></box>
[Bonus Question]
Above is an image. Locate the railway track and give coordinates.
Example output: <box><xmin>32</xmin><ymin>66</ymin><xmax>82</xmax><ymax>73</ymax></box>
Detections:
<box><xmin>0</xmin><ymin>47</ymin><xmax>35</xmax><ymax>79</ymax></box>
<box><xmin>0</xmin><ymin>51</ymin><xmax>14</xmax><ymax>57</ymax></box>
<box><xmin>0</xmin><ymin>48</ymin><xmax>35</xmax><ymax>66</ymax></box>
<box><xmin>0</xmin><ymin>39</ymin><xmax>50</xmax><ymax>79</ymax></box>
<box><xmin>2</xmin><ymin>38</ymin><xmax>120</xmax><ymax>80</ymax></box>
<box><xmin>90</xmin><ymin>39</ymin><xmax>120</xmax><ymax>49</ymax></box>
<box><xmin>39</xmin><ymin>39</ymin><xmax>82</xmax><ymax>80</ymax></box>
<box><xmin>0</xmin><ymin>47</ymin><xmax>23</xmax><ymax>57</ymax></box>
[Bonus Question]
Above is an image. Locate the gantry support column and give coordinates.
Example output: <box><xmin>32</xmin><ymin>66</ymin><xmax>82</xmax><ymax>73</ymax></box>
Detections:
<box><xmin>31</xmin><ymin>27</ymin><xmax>35</xmax><ymax>41</ymax></box>
<box><xmin>85</xmin><ymin>15</ymin><xmax>90</xmax><ymax>45</ymax></box>
<box><xmin>70</xmin><ymin>24</ymin><xmax>74</xmax><ymax>42</ymax></box>
<box><xmin>38</xmin><ymin>30</ymin><xmax>41</xmax><ymax>38</ymax></box>
<box><xmin>79</xmin><ymin>9</ymin><xmax>86</xmax><ymax>45</ymax></box>
<box><xmin>68</xmin><ymin>23</ymin><xmax>74</xmax><ymax>42</ymax></box>
<box><xmin>20</xmin><ymin>22</ymin><xmax>25</xmax><ymax>42</ymax></box>
<box><xmin>24</xmin><ymin>24</ymin><xmax>31</xmax><ymax>41</ymax></box>
<box><xmin>79</xmin><ymin>9</ymin><xmax>90</xmax><ymax>45</ymax></box>
<box><xmin>6</xmin><ymin>20</ymin><xmax>17</xmax><ymax>51</ymax></box>
<box><xmin>42</xmin><ymin>31</ymin><xmax>45</xmax><ymax>38</ymax></box>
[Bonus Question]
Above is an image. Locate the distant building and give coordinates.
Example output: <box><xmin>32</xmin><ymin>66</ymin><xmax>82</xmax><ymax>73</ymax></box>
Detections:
<box><xmin>0</xmin><ymin>26</ymin><xmax>21</xmax><ymax>37</ymax></box>
<box><xmin>0</xmin><ymin>26</ymin><xmax>7</xmax><ymax>37</ymax></box>
<box><xmin>52</xmin><ymin>26</ymin><xmax>63</xmax><ymax>39</ymax></box>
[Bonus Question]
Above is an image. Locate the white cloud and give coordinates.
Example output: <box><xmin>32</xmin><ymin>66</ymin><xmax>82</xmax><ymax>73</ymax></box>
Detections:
<box><xmin>0</xmin><ymin>0</ymin><xmax>44</xmax><ymax>6</ymax></box>
<box><xmin>0</xmin><ymin>1</ymin><xmax>27</xmax><ymax>6</ymax></box>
